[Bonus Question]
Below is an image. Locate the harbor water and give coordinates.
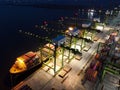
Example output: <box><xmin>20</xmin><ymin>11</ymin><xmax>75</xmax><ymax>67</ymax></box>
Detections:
<box><xmin>0</xmin><ymin>5</ymin><xmax>75</xmax><ymax>90</ymax></box>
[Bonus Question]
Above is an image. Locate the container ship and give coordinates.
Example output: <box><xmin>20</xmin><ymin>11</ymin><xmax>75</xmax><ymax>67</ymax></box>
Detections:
<box><xmin>9</xmin><ymin>43</ymin><xmax>55</xmax><ymax>74</ymax></box>
<box><xmin>9</xmin><ymin>51</ymin><xmax>40</xmax><ymax>74</ymax></box>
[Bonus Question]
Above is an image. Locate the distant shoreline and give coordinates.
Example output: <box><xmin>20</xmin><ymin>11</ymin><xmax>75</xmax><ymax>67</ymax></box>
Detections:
<box><xmin>1</xmin><ymin>3</ymin><xmax>115</xmax><ymax>10</ymax></box>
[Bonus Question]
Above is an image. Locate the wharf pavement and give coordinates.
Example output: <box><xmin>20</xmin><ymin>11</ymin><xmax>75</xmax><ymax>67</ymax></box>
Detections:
<box><xmin>12</xmin><ymin>26</ymin><xmax>109</xmax><ymax>90</ymax></box>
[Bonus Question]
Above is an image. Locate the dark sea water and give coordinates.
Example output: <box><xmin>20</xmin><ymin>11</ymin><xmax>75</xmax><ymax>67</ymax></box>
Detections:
<box><xmin>0</xmin><ymin>2</ymin><xmax>119</xmax><ymax>89</ymax></box>
<box><xmin>0</xmin><ymin>5</ymin><xmax>76</xmax><ymax>90</ymax></box>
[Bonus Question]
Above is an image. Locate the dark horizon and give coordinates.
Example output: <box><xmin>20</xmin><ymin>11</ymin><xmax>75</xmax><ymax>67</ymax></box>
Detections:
<box><xmin>0</xmin><ymin>0</ymin><xmax>120</xmax><ymax>7</ymax></box>
<box><xmin>0</xmin><ymin>0</ymin><xmax>120</xmax><ymax>11</ymax></box>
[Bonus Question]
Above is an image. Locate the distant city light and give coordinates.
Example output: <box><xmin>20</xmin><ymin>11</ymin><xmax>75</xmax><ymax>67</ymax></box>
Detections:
<box><xmin>105</xmin><ymin>10</ymin><xmax>110</xmax><ymax>15</ymax></box>
<box><xmin>88</xmin><ymin>9</ymin><xmax>94</xmax><ymax>19</ymax></box>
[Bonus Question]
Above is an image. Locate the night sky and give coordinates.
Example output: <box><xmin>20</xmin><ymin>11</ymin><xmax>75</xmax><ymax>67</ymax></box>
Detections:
<box><xmin>0</xmin><ymin>0</ymin><xmax>119</xmax><ymax>5</ymax></box>
<box><xmin>0</xmin><ymin>0</ymin><xmax>120</xmax><ymax>9</ymax></box>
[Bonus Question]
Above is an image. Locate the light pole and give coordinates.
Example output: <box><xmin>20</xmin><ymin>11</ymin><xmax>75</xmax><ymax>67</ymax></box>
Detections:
<box><xmin>53</xmin><ymin>43</ymin><xmax>57</xmax><ymax>75</ymax></box>
<box><xmin>74</xmin><ymin>12</ymin><xmax>78</xmax><ymax>28</ymax></box>
<box><xmin>61</xmin><ymin>43</ymin><xmax>65</xmax><ymax>67</ymax></box>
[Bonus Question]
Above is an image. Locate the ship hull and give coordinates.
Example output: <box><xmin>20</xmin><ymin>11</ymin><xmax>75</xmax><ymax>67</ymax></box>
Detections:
<box><xmin>9</xmin><ymin>51</ymin><xmax>41</xmax><ymax>74</ymax></box>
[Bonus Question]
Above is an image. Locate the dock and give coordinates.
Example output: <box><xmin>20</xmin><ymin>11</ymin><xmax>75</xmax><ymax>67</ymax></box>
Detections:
<box><xmin>11</xmin><ymin>12</ymin><xmax>120</xmax><ymax>90</ymax></box>
<box><xmin>12</xmin><ymin>29</ymin><xmax>107</xmax><ymax>90</ymax></box>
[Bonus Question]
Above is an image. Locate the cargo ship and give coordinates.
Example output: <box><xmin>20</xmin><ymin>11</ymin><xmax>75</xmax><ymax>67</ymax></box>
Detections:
<box><xmin>9</xmin><ymin>51</ymin><xmax>40</xmax><ymax>74</ymax></box>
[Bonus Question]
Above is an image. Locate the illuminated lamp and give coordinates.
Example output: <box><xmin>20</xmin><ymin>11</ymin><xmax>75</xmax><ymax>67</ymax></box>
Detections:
<box><xmin>96</xmin><ymin>26</ymin><xmax>103</xmax><ymax>30</ymax></box>
<box><xmin>68</xmin><ymin>27</ymin><xmax>74</xmax><ymax>31</ymax></box>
